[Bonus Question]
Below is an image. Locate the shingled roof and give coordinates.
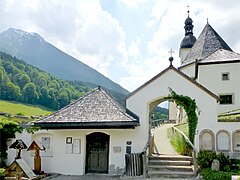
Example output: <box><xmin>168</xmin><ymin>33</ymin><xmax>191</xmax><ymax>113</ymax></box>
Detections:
<box><xmin>199</xmin><ymin>49</ymin><xmax>240</xmax><ymax>64</ymax></box>
<box><xmin>35</xmin><ymin>87</ymin><xmax>139</xmax><ymax>129</ymax></box>
<box><xmin>182</xmin><ymin>23</ymin><xmax>232</xmax><ymax>66</ymax></box>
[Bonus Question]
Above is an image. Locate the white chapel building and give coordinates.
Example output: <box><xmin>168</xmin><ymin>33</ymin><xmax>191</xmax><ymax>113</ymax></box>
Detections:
<box><xmin>6</xmin><ymin>13</ymin><xmax>240</xmax><ymax>176</ymax></box>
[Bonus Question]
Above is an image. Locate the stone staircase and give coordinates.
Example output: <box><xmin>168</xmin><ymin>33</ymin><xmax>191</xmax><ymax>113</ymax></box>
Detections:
<box><xmin>148</xmin><ymin>155</ymin><xmax>195</xmax><ymax>179</ymax></box>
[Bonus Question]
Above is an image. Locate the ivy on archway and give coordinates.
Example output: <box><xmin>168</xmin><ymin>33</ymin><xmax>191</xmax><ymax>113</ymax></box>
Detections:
<box><xmin>165</xmin><ymin>88</ymin><xmax>198</xmax><ymax>144</ymax></box>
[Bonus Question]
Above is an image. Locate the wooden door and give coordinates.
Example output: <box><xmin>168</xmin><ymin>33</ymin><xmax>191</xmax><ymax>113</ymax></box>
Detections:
<box><xmin>86</xmin><ymin>132</ymin><xmax>109</xmax><ymax>173</ymax></box>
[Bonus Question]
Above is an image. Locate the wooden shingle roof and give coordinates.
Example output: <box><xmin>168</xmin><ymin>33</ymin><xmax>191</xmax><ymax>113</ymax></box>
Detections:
<box><xmin>199</xmin><ymin>49</ymin><xmax>240</xmax><ymax>64</ymax></box>
<box><xmin>35</xmin><ymin>87</ymin><xmax>139</xmax><ymax>129</ymax></box>
<box><xmin>182</xmin><ymin>23</ymin><xmax>233</xmax><ymax>66</ymax></box>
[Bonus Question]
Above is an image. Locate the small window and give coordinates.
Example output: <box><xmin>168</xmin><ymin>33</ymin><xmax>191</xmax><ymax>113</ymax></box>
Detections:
<box><xmin>41</xmin><ymin>137</ymin><xmax>50</xmax><ymax>149</ymax></box>
<box><xmin>222</xmin><ymin>73</ymin><xmax>229</xmax><ymax>80</ymax></box>
<box><xmin>220</xmin><ymin>95</ymin><xmax>233</xmax><ymax>104</ymax></box>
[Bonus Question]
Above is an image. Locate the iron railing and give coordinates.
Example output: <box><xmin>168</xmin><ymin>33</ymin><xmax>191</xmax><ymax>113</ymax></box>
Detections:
<box><xmin>172</xmin><ymin>126</ymin><xmax>198</xmax><ymax>176</ymax></box>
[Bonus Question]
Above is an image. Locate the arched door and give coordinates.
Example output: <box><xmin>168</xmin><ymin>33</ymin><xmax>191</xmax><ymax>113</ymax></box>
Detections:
<box><xmin>86</xmin><ymin>132</ymin><xmax>109</xmax><ymax>173</ymax></box>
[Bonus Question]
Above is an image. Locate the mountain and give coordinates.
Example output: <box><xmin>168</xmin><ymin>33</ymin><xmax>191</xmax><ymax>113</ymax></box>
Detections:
<box><xmin>0</xmin><ymin>51</ymin><xmax>92</xmax><ymax>110</ymax></box>
<box><xmin>154</xmin><ymin>106</ymin><xmax>169</xmax><ymax>116</ymax></box>
<box><xmin>0</xmin><ymin>28</ymin><xmax>129</xmax><ymax>97</ymax></box>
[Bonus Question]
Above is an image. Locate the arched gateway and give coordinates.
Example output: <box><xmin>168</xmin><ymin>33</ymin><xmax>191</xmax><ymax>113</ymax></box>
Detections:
<box><xmin>126</xmin><ymin>64</ymin><xmax>219</xmax><ymax>152</ymax></box>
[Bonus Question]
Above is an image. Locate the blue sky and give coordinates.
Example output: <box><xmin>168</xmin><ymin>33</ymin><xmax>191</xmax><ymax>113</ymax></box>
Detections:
<box><xmin>1</xmin><ymin>0</ymin><xmax>240</xmax><ymax>92</ymax></box>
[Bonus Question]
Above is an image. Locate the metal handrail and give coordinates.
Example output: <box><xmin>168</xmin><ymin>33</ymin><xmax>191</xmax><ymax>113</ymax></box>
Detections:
<box><xmin>172</xmin><ymin>126</ymin><xmax>198</xmax><ymax>153</ymax></box>
<box><xmin>172</xmin><ymin>126</ymin><xmax>198</xmax><ymax>176</ymax></box>
<box><xmin>142</xmin><ymin>136</ymin><xmax>152</xmax><ymax>153</ymax></box>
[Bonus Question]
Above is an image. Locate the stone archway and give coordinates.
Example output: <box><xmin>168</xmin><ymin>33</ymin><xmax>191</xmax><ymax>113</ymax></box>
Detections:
<box><xmin>148</xmin><ymin>97</ymin><xmax>177</xmax><ymax>155</ymax></box>
<box><xmin>126</xmin><ymin>65</ymin><xmax>219</xmax><ymax>154</ymax></box>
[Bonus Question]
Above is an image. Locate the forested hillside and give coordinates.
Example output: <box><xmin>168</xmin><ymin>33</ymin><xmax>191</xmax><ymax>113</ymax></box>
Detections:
<box><xmin>0</xmin><ymin>52</ymin><xmax>92</xmax><ymax>110</ymax></box>
<box><xmin>0</xmin><ymin>28</ymin><xmax>129</xmax><ymax>97</ymax></box>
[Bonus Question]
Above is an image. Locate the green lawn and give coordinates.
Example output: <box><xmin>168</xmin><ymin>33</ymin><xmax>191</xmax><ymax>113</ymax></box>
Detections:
<box><xmin>174</xmin><ymin>123</ymin><xmax>188</xmax><ymax>134</ymax></box>
<box><xmin>0</xmin><ymin>100</ymin><xmax>52</xmax><ymax>117</ymax></box>
<box><xmin>218</xmin><ymin>109</ymin><xmax>240</xmax><ymax>122</ymax></box>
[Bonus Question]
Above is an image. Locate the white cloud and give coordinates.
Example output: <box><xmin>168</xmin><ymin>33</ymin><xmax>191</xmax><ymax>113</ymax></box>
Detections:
<box><xmin>1</xmin><ymin>0</ymin><xmax>240</xmax><ymax>91</ymax></box>
<box><xmin>0</xmin><ymin>0</ymin><xmax>128</xmax><ymax>78</ymax></box>
<box><xmin>119</xmin><ymin>0</ymin><xmax>148</xmax><ymax>8</ymax></box>
<box><xmin>128</xmin><ymin>38</ymin><xmax>141</xmax><ymax>59</ymax></box>
<box><xmin>119</xmin><ymin>53</ymin><xmax>180</xmax><ymax>91</ymax></box>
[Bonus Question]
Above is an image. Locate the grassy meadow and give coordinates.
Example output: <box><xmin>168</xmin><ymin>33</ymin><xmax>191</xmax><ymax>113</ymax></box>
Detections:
<box><xmin>0</xmin><ymin>100</ymin><xmax>52</xmax><ymax>118</ymax></box>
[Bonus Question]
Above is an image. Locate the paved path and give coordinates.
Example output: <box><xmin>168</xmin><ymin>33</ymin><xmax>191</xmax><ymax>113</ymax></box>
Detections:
<box><xmin>152</xmin><ymin>123</ymin><xmax>177</xmax><ymax>155</ymax></box>
<box><xmin>42</xmin><ymin>174</ymin><xmax>198</xmax><ymax>180</ymax></box>
<box><xmin>42</xmin><ymin>173</ymin><xmax>120</xmax><ymax>180</ymax></box>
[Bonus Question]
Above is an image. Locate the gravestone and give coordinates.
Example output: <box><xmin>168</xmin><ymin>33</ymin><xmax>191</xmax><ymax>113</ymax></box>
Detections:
<box><xmin>211</xmin><ymin>159</ymin><xmax>220</xmax><ymax>171</ymax></box>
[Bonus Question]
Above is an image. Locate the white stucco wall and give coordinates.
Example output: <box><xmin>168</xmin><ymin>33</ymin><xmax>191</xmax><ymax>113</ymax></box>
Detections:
<box><xmin>179</xmin><ymin>64</ymin><xmax>195</xmax><ymax>78</ymax></box>
<box><xmin>7</xmin><ymin>128</ymin><xmax>143</xmax><ymax>176</ymax></box>
<box><xmin>126</xmin><ymin>68</ymin><xmax>219</xmax><ymax>151</ymax></box>
<box><xmin>197</xmin><ymin>63</ymin><xmax>240</xmax><ymax>114</ymax></box>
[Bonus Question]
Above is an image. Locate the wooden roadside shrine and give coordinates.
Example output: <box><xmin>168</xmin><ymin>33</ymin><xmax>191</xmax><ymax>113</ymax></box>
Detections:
<box><xmin>27</xmin><ymin>140</ymin><xmax>45</xmax><ymax>174</ymax></box>
<box><xmin>4</xmin><ymin>159</ymin><xmax>36</xmax><ymax>179</ymax></box>
<box><xmin>5</xmin><ymin>139</ymin><xmax>36</xmax><ymax>179</ymax></box>
<box><xmin>9</xmin><ymin>139</ymin><xmax>28</xmax><ymax>159</ymax></box>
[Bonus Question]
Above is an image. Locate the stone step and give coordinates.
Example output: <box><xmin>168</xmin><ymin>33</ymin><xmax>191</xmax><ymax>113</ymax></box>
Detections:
<box><xmin>148</xmin><ymin>160</ymin><xmax>191</xmax><ymax>166</ymax></box>
<box><xmin>148</xmin><ymin>165</ymin><xmax>193</xmax><ymax>172</ymax></box>
<box><xmin>149</xmin><ymin>155</ymin><xmax>192</xmax><ymax>162</ymax></box>
<box><xmin>148</xmin><ymin>170</ymin><xmax>195</xmax><ymax>179</ymax></box>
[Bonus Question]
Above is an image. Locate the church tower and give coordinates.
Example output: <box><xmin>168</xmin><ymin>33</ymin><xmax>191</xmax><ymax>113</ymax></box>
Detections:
<box><xmin>179</xmin><ymin>11</ymin><xmax>196</xmax><ymax>64</ymax></box>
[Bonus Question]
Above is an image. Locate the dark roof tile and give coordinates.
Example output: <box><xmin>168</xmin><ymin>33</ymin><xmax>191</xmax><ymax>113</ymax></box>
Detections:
<box><xmin>199</xmin><ymin>49</ymin><xmax>240</xmax><ymax>64</ymax></box>
<box><xmin>35</xmin><ymin>87</ymin><xmax>139</xmax><ymax>127</ymax></box>
<box><xmin>182</xmin><ymin>23</ymin><xmax>232</xmax><ymax>66</ymax></box>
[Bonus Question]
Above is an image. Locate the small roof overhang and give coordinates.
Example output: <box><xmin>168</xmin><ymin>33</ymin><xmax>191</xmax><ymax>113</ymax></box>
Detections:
<box><xmin>35</xmin><ymin>121</ymin><xmax>140</xmax><ymax>129</ymax></box>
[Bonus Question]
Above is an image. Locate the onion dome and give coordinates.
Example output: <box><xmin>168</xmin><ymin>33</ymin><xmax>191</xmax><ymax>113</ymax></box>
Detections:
<box><xmin>180</xmin><ymin>11</ymin><xmax>196</xmax><ymax>49</ymax></box>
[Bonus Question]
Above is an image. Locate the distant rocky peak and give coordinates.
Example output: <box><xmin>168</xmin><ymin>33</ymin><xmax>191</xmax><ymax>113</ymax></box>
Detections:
<box><xmin>2</xmin><ymin>28</ymin><xmax>45</xmax><ymax>42</ymax></box>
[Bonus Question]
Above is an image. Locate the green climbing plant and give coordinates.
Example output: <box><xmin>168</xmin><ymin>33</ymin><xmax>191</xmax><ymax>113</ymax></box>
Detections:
<box><xmin>0</xmin><ymin>117</ymin><xmax>22</xmax><ymax>167</ymax></box>
<box><xmin>165</xmin><ymin>88</ymin><xmax>198</xmax><ymax>144</ymax></box>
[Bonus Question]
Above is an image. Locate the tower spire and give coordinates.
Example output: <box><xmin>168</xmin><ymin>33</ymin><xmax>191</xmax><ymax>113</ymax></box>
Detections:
<box><xmin>179</xmin><ymin>7</ymin><xmax>197</xmax><ymax>63</ymax></box>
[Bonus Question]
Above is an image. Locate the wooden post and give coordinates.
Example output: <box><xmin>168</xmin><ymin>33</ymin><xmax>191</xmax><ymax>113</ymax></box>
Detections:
<box><xmin>27</xmin><ymin>140</ymin><xmax>45</xmax><ymax>175</ymax></box>
<box><xmin>34</xmin><ymin>150</ymin><xmax>41</xmax><ymax>174</ymax></box>
<box><xmin>193</xmin><ymin>151</ymin><xmax>197</xmax><ymax>176</ymax></box>
<box><xmin>142</xmin><ymin>153</ymin><xmax>147</xmax><ymax>179</ymax></box>
<box><xmin>15</xmin><ymin>171</ymin><xmax>23</xmax><ymax>180</ymax></box>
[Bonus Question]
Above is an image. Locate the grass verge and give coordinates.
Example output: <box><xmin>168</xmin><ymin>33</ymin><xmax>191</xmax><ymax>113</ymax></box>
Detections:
<box><xmin>0</xmin><ymin>100</ymin><xmax>52</xmax><ymax>117</ymax></box>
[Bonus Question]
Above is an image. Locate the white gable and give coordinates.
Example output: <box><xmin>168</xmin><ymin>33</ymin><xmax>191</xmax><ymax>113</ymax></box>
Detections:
<box><xmin>126</xmin><ymin>66</ymin><xmax>219</xmax><ymax>150</ymax></box>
